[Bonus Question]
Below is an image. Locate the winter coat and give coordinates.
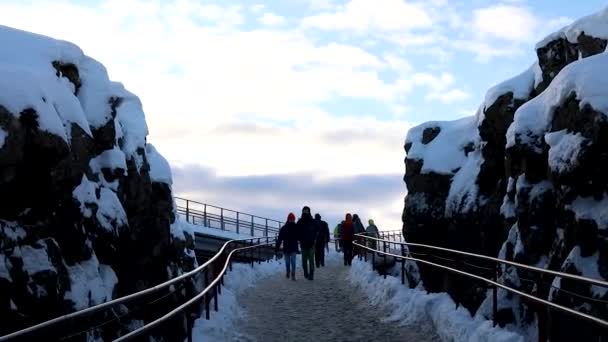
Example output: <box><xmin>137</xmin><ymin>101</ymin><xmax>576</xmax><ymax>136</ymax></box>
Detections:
<box><xmin>353</xmin><ymin>217</ymin><xmax>365</xmax><ymax>235</ymax></box>
<box><xmin>297</xmin><ymin>214</ymin><xmax>319</xmax><ymax>249</ymax></box>
<box><xmin>365</xmin><ymin>224</ymin><xmax>379</xmax><ymax>238</ymax></box>
<box><xmin>333</xmin><ymin>223</ymin><xmax>342</xmax><ymax>238</ymax></box>
<box><xmin>276</xmin><ymin>221</ymin><xmax>299</xmax><ymax>254</ymax></box>
<box><xmin>315</xmin><ymin>218</ymin><xmax>330</xmax><ymax>248</ymax></box>
<box><xmin>341</xmin><ymin>220</ymin><xmax>354</xmax><ymax>242</ymax></box>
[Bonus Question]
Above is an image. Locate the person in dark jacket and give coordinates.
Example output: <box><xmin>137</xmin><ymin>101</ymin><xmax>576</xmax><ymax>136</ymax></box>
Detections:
<box><xmin>352</xmin><ymin>214</ymin><xmax>365</xmax><ymax>258</ymax></box>
<box><xmin>276</xmin><ymin>213</ymin><xmax>299</xmax><ymax>280</ymax></box>
<box><xmin>297</xmin><ymin>206</ymin><xmax>319</xmax><ymax>280</ymax></box>
<box><xmin>314</xmin><ymin>213</ymin><xmax>330</xmax><ymax>268</ymax></box>
<box><xmin>340</xmin><ymin>213</ymin><xmax>355</xmax><ymax>266</ymax></box>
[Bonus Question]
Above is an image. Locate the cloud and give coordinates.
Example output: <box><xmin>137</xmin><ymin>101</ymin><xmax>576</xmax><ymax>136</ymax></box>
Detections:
<box><xmin>302</xmin><ymin>0</ymin><xmax>433</xmax><ymax>32</ymax></box>
<box><xmin>259</xmin><ymin>12</ymin><xmax>287</xmax><ymax>26</ymax></box>
<box><xmin>473</xmin><ymin>5</ymin><xmax>537</xmax><ymax>42</ymax></box>
<box><xmin>172</xmin><ymin>164</ymin><xmax>406</xmax><ymax>228</ymax></box>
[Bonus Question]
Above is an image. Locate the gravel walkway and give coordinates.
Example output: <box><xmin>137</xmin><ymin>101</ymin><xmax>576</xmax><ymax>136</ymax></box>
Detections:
<box><xmin>231</xmin><ymin>254</ymin><xmax>439</xmax><ymax>342</ymax></box>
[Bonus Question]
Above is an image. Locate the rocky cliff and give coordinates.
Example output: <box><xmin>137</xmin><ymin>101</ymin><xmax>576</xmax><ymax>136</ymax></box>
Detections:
<box><xmin>0</xmin><ymin>26</ymin><xmax>197</xmax><ymax>340</ymax></box>
<box><xmin>403</xmin><ymin>8</ymin><xmax>608</xmax><ymax>341</ymax></box>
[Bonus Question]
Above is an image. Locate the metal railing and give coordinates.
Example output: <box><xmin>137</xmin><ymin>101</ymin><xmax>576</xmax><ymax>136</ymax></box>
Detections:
<box><xmin>175</xmin><ymin>197</ymin><xmax>282</xmax><ymax>237</ymax></box>
<box><xmin>0</xmin><ymin>236</ymin><xmax>276</xmax><ymax>342</ymax></box>
<box><xmin>353</xmin><ymin>233</ymin><xmax>608</xmax><ymax>340</ymax></box>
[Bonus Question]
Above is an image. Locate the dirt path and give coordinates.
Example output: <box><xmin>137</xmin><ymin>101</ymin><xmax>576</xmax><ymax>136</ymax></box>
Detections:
<box><xmin>231</xmin><ymin>254</ymin><xmax>439</xmax><ymax>342</ymax></box>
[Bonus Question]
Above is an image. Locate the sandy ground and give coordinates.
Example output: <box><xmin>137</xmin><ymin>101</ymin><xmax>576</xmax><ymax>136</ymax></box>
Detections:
<box><xmin>229</xmin><ymin>254</ymin><xmax>439</xmax><ymax>342</ymax></box>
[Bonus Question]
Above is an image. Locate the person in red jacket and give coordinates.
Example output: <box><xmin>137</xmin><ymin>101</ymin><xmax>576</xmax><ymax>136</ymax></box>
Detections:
<box><xmin>340</xmin><ymin>213</ymin><xmax>355</xmax><ymax>266</ymax></box>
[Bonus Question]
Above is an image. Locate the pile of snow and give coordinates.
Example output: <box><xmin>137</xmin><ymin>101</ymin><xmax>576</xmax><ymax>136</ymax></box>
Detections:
<box><xmin>64</xmin><ymin>254</ymin><xmax>118</xmax><ymax>311</ymax></box>
<box><xmin>348</xmin><ymin>259</ymin><xmax>524</xmax><ymax>342</ymax></box>
<box><xmin>536</xmin><ymin>7</ymin><xmax>608</xmax><ymax>49</ymax></box>
<box><xmin>566</xmin><ymin>195</ymin><xmax>608</xmax><ymax>230</ymax></box>
<box><xmin>445</xmin><ymin>149</ymin><xmax>483</xmax><ymax>215</ymax></box>
<box><xmin>0</xmin><ymin>25</ymin><xmax>148</xmax><ymax>160</ymax></box>
<box><xmin>405</xmin><ymin>116</ymin><xmax>479</xmax><ymax>175</ymax></box>
<box><xmin>550</xmin><ymin>246</ymin><xmax>608</xmax><ymax>300</ymax></box>
<box><xmin>481</xmin><ymin>63</ymin><xmax>538</xmax><ymax>115</ymax></box>
<box><xmin>506</xmin><ymin>53</ymin><xmax>608</xmax><ymax>151</ymax></box>
<box><xmin>191</xmin><ymin>258</ymin><xmax>284</xmax><ymax>340</ymax></box>
<box><xmin>146</xmin><ymin>144</ymin><xmax>172</xmax><ymax>185</ymax></box>
<box><xmin>545</xmin><ymin>130</ymin><xmax>588</xmax><ymax>174</ymax></box>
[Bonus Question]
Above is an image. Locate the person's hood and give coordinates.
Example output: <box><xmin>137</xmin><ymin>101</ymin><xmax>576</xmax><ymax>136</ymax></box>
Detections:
<box><xmin>314</xmin><ymin>213</ymin><xmax>321</xmax><ymax>220</ymax></box>
<box><xmin>287</xmin><ymin>213</ymin><xmax>296</xmax><ymax>222</ymax></box>
<box><xmin>345</xmin><ymin>213</ymin><xmax>352</xmax><ymax>223</ymax></box>
<box><xmin>368</xmin><ymin>219</ymin><xmax>375</xmax><ymax>226</ymax></box>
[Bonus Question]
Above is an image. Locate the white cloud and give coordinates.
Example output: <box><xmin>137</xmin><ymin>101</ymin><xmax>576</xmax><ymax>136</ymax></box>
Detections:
<box><xmin>428</xmin><ymin>89</ymin><xmax>470</xmax><ymax>103</ymax></box>
<box><xmin>472</xmin><ymin>5</ymin><xmax>537</xmax><ymax>42</ymax></box>
<box><xmin>259</xmin><ymin>12</ymin><xmax>287</xmax><ymax>26</ymax></box>
<box><xmin>302</xmin><ymin>0</ymin><xmax>433</xmax><ymax>32</ymax></box>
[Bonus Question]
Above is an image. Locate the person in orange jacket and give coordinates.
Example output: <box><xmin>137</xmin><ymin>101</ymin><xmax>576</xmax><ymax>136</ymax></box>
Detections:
<box><xmin>340</xmin><ymin>213</ymin><xmax>355</xmax><ymax>266</ymax></box>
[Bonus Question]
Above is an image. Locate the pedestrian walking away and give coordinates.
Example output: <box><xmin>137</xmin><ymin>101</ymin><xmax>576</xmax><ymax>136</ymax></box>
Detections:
<box><xmin>365</xmin><ymin>219</ymin><xmax>380</xmax><ymax>250</ymax></box>
<box><xmin>340</xmin><ymin>214</ymin><xmax>355</xmax><ymax>266</ymax></box>
<box><xmin>275</xmin><ymin>213</ymin><xmax>299</xmax><ymax>280</ymax></box>
<box><xmin>297</xmin><ymin>206</ymin><xmax>319</xmax><ymax>280</ymax></box>
<box><xmin>352</xmin><ymin>214</ymin><xmax>365</xmax><ymax>258</ymax></box>
<box><xmin>333</xmin><ymin>222</ymin><xmax>343</xmax><ymax>252</ymax></box>
<box><xmin>314</xmin><ymin>213</ymin><xmax>330</xmax><ymax>268</ymax></box>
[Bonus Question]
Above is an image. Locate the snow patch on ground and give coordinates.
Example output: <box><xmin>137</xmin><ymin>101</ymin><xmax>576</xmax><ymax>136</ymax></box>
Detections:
<box><xmin>191</xmin><ymin>258</ymin><xmax>284</xmax><ymax>340</ymax></box>
<box><xmin>348</xmin><ymin>259</ymin><xmax>524</xmax><ymax>342</ymax></box>
<box><xmin>507</xmin><ymin>53</ymin><xmax>608</xmax><ymax>150</ymax></box>
<box><xmin>405</xmin><ymin>116</ymin><xmax>479</xmax><ymax>175</ymax></box>
<box><xmin>567</xmin><ymin>195</ymin><xmax>608</xmax><ymax>230</ymax></box>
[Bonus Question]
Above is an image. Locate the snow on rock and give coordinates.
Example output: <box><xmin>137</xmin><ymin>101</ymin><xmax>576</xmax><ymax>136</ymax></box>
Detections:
<box><xmin>0</xmin><ymin>25</ymin><xmax>193</xmax><ymax>339</ymax></box>
<box><xmin>482</xmin><ymin>63</ymin><xmax>537</xmax><ymax>115</ymax></box>
<box><xmin>545</xmin><ymin>130</ymin><xmax>588</xmax><ymax>174</ymax></box>
<box><xmin>0</xmin><ymin>128</ymin><xmax>6</xmax><ymax>148</ymax></box>
<box><xmin>567</xmin><ymin>195</ymin><xmax>608</xmax><ymax>230</ymax></box>
<box><xmin>64</xmin><ymin>255</ymin><xmax>118</xmax><ymax>311</ymax></box>
<box><xmin>146</xmin><ymin>144</ymin><xmax>172</xmax><ymax>185</ymax></box>
<box><xmin>445</xmin><ymin>149</ymin><xmax>483</xmax><ymax>215</ymax></box>
<box><xmin>19</xmin><ymin>244</ymin><xmax>56</xmax><ymax>275</ymax></box>
<box><xmin>551</xmin><ymin>246</ymin><xmax>608</xmax><ymax>299</ymax></box>
<box><xmin>405</xmin><ymin>116</ymin><xmax>479</xmax><ymax>175</ymax></box>
<box><xmin>536</xmin><ymin>7</ymin><xmax>608</xmax><ymax>49</ymax></box>
<box><xmin>507</xmin><ymin>52</ymin><xmax>608</xmax><ymax>150</ymax></box>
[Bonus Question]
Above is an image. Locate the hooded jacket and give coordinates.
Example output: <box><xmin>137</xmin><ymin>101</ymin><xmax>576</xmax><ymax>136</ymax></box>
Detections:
<box><xmin>353</xmin><ymin>214</ymin><xmax>366</xmax><ymax>234</ymax></box>
<box><xmin>366</xmin><ymin>219</ymin><xmax>379</xmax><ymax>238</ymax></box>
<box><xmin>340</xmin><ymin>214</ymin><xmax>354</xmax><ymax>242</ymax></box>
<box><xmin>314</xmin><ymin>215</ymin><xmax>330</xmax><ymax>248</ymax></box>
<box><xmin>297</xmin><ymin>212</ymin><xmax>319</xmax><ymax>249</ymax></box>
<box><xmin>276</xmin><ymin>213</ymin><xmax>299</xmax><ymax>254</ymax></box>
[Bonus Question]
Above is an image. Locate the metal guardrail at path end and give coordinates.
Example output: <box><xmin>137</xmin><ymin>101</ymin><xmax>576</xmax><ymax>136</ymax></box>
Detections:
<box><xmin>353</xmin><ymin>233</ymin><xmax>608</xmax><ymax>342</ymax></box>
<box><xmin>175</xmin><ymin>197</ymin><xmax>282</xmax><ymax>237</ymax></box>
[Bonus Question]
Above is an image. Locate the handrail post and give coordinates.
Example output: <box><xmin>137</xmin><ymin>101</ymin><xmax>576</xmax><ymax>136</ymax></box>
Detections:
<box><xmin>383</xmin><ymin>240</ymin><xmax>387</xmax><ymax>279</ymax></box>
<box><xmin>401</xmin><ymin>244</ymin><xmax>406</xmax><ymax>285</ymax></box>
<box><xmin>203</xmin><ymin>204</ymin><xmax>207</xmax><ymax>226</ymax></box>
<box><xmin>265</xmin><ymin>219</ymin><xmax>268</xmax><ymax>237</ymax></box>
<box><xmin>258</xmin><ymin>238</ymin><xmax>261</xmax><ymax>264</ymax></box>
<box><xmin>185</xmin><ymin>199</ymin><xmax>190</xmax><ymax>223</ymax></box>
<box><xmin>372</xmin><ymin>246</ymin><xmax>376</xmax><ymax>271</ymax></box>
<box><xmin>492</xmin><ymin>263</ymin><xmax>498</xmax><ymax>327</ymax></box>
<box><xmin>187</xmin><ymin>312</ymin><xmax>193</xmax><ymax>342</ymax></box>
<box><xmin>236</xmin><ymin>212</ymin><xmax>240</xmax><ymax>235</ymax></box>
<box><xmin>204</xmin><ymin>268</ymin><xmax>210</xmax><ymax>320</ymax></box>
<box><xmin>220</xmin><ymin>208</ymin><xmax>224</xmax><ymax>230</ymax></box>
<box><xmin>251</xmin><ymin>216</ymin><xmax>255</xmax><ymax>236</ymax></box>
<box><xmin>214</xmin><ymin>284</ymin><xmax>218</xmax><ymax>312</ymax></box>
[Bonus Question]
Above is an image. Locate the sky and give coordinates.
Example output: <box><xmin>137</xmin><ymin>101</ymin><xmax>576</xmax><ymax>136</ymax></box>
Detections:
<box><xmin>0</xmin><ymin>0</ymin><xmax>606</xmax><ymax>230</ymax></box>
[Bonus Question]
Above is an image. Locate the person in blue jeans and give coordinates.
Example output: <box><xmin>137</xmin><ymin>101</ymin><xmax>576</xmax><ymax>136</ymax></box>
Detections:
<box><xmin>275</xmin><ymin>212</ymin><xmax>299</xmax><ymax>280</ymax></box>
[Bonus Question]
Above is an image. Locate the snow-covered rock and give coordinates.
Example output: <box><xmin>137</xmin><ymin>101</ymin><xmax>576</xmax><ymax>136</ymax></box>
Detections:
<box><xmin>403</xmin><ymin>6</ymin><xmax>608</xmax><ymax>342</ymax></box>
<box><xmin>0</xmin><ymin>25</ymin><xmax>196</xmax><ymax>340</ymax></box>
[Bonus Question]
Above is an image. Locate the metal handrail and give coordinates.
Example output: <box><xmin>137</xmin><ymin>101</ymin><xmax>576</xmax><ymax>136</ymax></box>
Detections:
<box><xmin>353</xmin><ymin>240</ymin><xmax>608</xmax><ymax>328</ymax></box>
<box><xmin>114</xmin><ymin>239</ymin><xmax>274</xmax><ymax>341</ymax></box>
<box><xmin>355</xmin><ymin>233</ymin><xmax>608</xmax><ymax>288</ymax></box>
<box><xmin>0</xmin><ymin>236</ymin><xmax>271</xmax><ymax>341</ymax></box>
